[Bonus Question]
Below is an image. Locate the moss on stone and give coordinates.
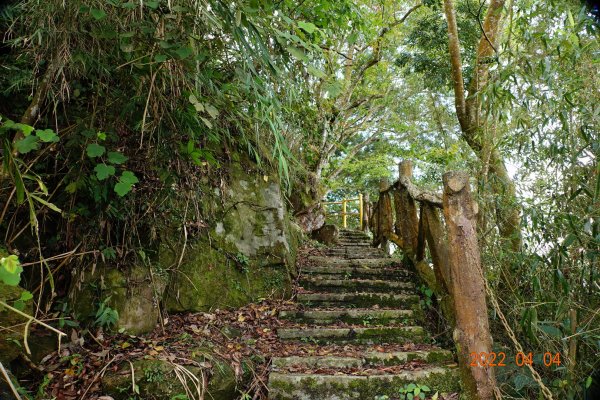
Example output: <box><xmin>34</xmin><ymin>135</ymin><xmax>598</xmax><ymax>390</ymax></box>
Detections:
<box><xmin>0</xmin><ymin>282</ymin><xmax>33</xmax><ymax>363</ymax></box>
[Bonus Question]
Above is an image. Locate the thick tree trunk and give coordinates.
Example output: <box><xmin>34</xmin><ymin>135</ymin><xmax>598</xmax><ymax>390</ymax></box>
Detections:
<box><xmin>442</xmin><ymin>171</ymin><xmax>497</xmax><ymax>399</ymax></box>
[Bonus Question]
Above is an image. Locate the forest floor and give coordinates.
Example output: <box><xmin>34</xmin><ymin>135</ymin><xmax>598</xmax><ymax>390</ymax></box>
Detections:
<box><xmin>24</xmin><ymin>244</ymin><xmax>459</xmax><ymax>400</ymax></box>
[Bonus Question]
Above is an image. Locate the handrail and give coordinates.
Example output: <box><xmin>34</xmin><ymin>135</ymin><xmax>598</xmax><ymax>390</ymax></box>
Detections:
<box><xmin>322</xmin><ymin>194</ymin><xmax>364</xmax><ymax>229</ymax></box>
<box><xmin>369</xmin><ymin>160</ymin><xmax>497</xmax><ymax>395</ymax></box>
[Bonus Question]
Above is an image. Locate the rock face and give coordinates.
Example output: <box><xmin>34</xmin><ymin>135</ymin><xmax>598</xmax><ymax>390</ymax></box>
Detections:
<box><xmin>163</xmin><ymin>161</ymin><xmax>300</xmax><ymax>314</ymax></box>
<box><xmin>101</xmin><ymin>357</ymin><xmax>240</xmax><ymax>400</ymax></box>
<box><xmin>0</xmin><ymin>282</ymin><xmax>33</xmax><ymax>364</ymax></box>
<box><xmin>70</xmin><ymin>264</ymin><xmax>167</xmax><ymax>335</ymax></box>
<box><xmin>311</xmin><ymin>224</ymin><xmax>339</xmax><ymax>245</ymax></box>
<box><xmin>69</xmin><ymin>158</ymin><xmax>301</xmax><ymax>333</ymax></box>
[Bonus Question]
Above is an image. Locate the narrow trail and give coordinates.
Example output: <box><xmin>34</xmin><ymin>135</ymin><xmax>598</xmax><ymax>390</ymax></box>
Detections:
<box><xmin>268</xmin><ymin>229</ymin><xmax>460</xmax><ymax>399</ymax></box>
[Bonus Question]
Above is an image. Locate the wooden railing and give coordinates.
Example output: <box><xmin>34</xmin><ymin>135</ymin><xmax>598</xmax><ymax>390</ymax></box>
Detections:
<box><xmin>369</xmin><ymin>160</ymin><xmax>497</xmax><ymax>397</ymax></box>
<box><xmin>323</xmin><ymin>194</ymin><xmax>365</xmax><ymax>230</ymax></box>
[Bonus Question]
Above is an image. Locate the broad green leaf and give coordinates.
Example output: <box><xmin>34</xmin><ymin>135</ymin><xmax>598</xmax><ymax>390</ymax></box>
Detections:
<box><xmin>201</xmin><ymin>117</ymin><xmax>213</xmax><ymax>129</ymax></box>
<box><xmin>20</xmin><ymin>291</ymin><xmax>33</xmax><ymax>301</ymax></box>
<box><xmin>94</xmin><ymin>163</ymin><xmax>116</xmax><ymax>180</ymax></box>
<box><xmin>175</xmin><ymin>46</ymin><xmax>193</xmax><ymax>59</ymax></box>
<box><xmin>15</xmin><ymin>135</ymin><xmax>40</xmax><ymax>154</ymax></box>
<box><xmin>205</xmin><ymin>104</ymin><xmax>219</xmax><ymax>118</ymax></box>
<box><xmin>86</xmin><ymin>143</ymin><xmax>106</xmax><ymax>158</ymax></box>
<box><xmin>114</xmin><ymin>182</ymin><xmax>132</xmax><ymax>197</ymax></box>
<box><xmin>420</xmin><ymin>385</ymin><xmax>430</xmax><ymax>392</ymax></box>
<box><xmin>538</xmin><ymin>324</ymin><xmax>562</xmax><ymax>338</ymax></box>
<box><xmin>586</xmin><ymin>376</ymin><xmax>593</xmax><ymax>388</ymax></box>
<box><xmin>145</xmin><ymin>1</ymin><xmax>159</xmax><ymax>9</ymax></box>
<box><xmin>287</xmin><ymin>46</ymin><xmax>309</xmax><ymax>62</ymax></box>
<box><xmin>307</xmin><ymin>65</ymin><xmax>326</xmax><ymax>78</ymax></box>
<box><xmin>120</xmin><ymin>170</ymin><xmax>139</xmax><ymax>185</ymax></box>
<box><xmin>0</xmin><ymin>255</ymin><xmax>22</xmax><ymax>286</ymax></box>
<box><xmin>35</xmin><ymin>129</ymin><xmax>59</xmax><ymax>143</ymax></box>
<box><xmin>15</xmin><ymin>123</ymin><xmax>34</xmax><ymax>136</ymax></box>
<box><xmin>97</xmin><ymin>131</ymin><xmax>107</xmax><ymax>140</ymax></box>
<box><xmin>90</xmin><ymin>8</ymin><xmax>107</xmax><ymax>20</ymax></box>
<box><xmin>298</xmin><ymin>21</ymin><xmax>317</xmax><ymax>33</ymax></box>
<box><xmin>325</xmin><ymin>80</ymin><xmax>344</xmax><ymax>98</ymax></box>
<box><xmin>407</xmin><ymin>384</ymin><xmax>416</xmax><ymax>391</ymax></box>
<box><xmin>107</xmin><ymin>151</ymin><xmax>128</xmax><ymax>164</ymax></box>
<box><xmin>155</xmin><ymin>54</ymin><xmax>168</xmax><ymax>63</ymax></box>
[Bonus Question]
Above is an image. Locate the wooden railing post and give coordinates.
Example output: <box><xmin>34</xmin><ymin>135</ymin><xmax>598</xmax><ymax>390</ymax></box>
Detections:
<box><xmin>358</xmin><ymin>193</ymin><xmax>363</xmax><ymax>231</ymax></box>
<box><xmin>395</xmin><ymin>161</ymin><xmax>419</xmax><ymax>256</ymax></box>
<box><xmin>442</xmin><ymin>171</ymin><xmax>496</xmax><ymax>399</ymax></box>
<box><xmin>362</xmin><ymin>193</ymin><xmax>370</xmax><ymax>232</ymax></box>
<box><xmin>342</xmin><ymin>199</ymin><xmax>347</xmax><ymax>228</ymax></box>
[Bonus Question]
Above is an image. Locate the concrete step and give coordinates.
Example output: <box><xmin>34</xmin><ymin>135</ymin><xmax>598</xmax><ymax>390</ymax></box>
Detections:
<box><xmin>300</xmin><ymin>278</ymin><xmax>414</xmax><ymax>293</ymax></box>
<box><xmin>302</xmin><ymin>266</ymin><xmax>413</xmax><ymax>281</ymax></box>
<box><xmin>336</xmin><ymin>240</ymin><xmax>371</xmax><ymax>247</ymax></box>
<box><xmin>308</xmin><ymin>256</ymin><xmax>400</xmax><ymax>268</ymax></box>
<box><xmin>279</xmin><ymin>308</ymin><xmax>415</xmax><ymax>325</ymax></box>
<box><xmin>297</xmin><ymin>292</ymin><xmax>420</xmax><ymax>308</ymax></box>
<box><xmin>277</xmin><ymin>326</ymin><xmax>425</xmax><ymax>344</ymax></box>
<box><xmin>325</xmin><ymin>247</ymin><xmax>385</xmax><ymax>255</ymax></box>
<box><xmin>271</xmin><ymin>349</ymin><xmax>453</xmax><ymax>369</ymax></box>
<box><xmin>268</xmin><ymin>366</ymin><xmax>460</xmax><ymax>400</ymax></box>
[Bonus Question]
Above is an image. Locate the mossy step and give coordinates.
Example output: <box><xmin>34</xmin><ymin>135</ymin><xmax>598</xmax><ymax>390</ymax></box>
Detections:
<box><xmin>307</xmin><ymin>257</ymin><xmax>401</xmax><ymax>268</ymax></box>
<box><xmin>272</xmin><ymin>349</ymin><xmax>453</xmax><ymax>369</ymax></box>
<box><xmin>297</xmin><ymin>292</ymin><xmax>419</xmax><ymax>308</ymax></box>
<box><xmin>336</xmin><ymin>240</ymin><xmax>372</xmax><ymax>249</ymax></box>
<box><xmin>279</xmin><ymin>309</ymin><xmax>414</xmax><ymax>325</ymax></box>
<box><xmin>277</xmin><ymin>326</ymin><xmax>425</xmax><ymax>344</ymax></box>
<box><xmin>325</xmin><ymin>248</ymin><xmax>385</xmax><ymax>256</ymax></box>
<box><xmin>268</xmin><ymin>366</ymin><xmax>460</xmax><ymax>400</ymax></box>
<box><xmin>300</xmin><ymin>278</ymin><xmax>414</xmax><ymax>293</ymax></box>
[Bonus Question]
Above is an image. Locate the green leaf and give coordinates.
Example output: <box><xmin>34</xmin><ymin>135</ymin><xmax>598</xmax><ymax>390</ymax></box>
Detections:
<box><xmin>407</xmin><ymin>394</ymin><xmax>413</xmax><ymax>400</ymax></box>
<box><xmin>200</xmin><ymin>117</ymin><xmax>213</xmax><ymax>129</ymax></box>
<box><xmin>94</xmin><ymin>164</ymin><xmax>116</xmax><ymax>180</ymax></box>
<box><xmin>86</xmin><ymin>143</ymin><xmax>106</xmax><ymax>158</ymax></box>
<box><xmin>407</xmin><ymin>384</ymin><xmax>416</xmax><ymax>391</ymax></box>
<box><xmin>155</xmin><ymin>54</ymin><xmax>168</xmax><ymax>63</ymax></box>
<box><xmin>15</xmin><ymin>123</ymin><xmax>34</xmax><ymax>136</ymax></box>
<box><xmin>0</xmin><ymin>255</ymin><xmax>22</xmax><ymax>286</ymax></box>
<box><xmin>298</xmin><ymin>21</ymin><xmax>317</xmax><ymax>33</ymax></box>
<box><xmin>30</xmin><ymin>194</ymin><xmax>62</xmax><ymax>213</ymax></box>
<box><xmin>20</xmin><ymin>291</ymin><xmax>33</xmax><ymax>301</ymax></box>
<box><xmin>586</xmin><ymin>376</ymin><xmax>593</xmax><ymax>388</ymax></box>
<box><xmin>114</xmin><ymin>182</ymin><xmax>132</xmax><ymax>197</ymax></box>
<box><xmin>120</xmin><ymin>171</ymin><xmax>139</xmax><ymax>185</ymax></box>
<box><xmin>15</xmin><ymin>135</ymin><xmax>40</xmax><ymax>154</ymax></box>
<box><xmin>538</xmin><ymin>324</ymin><xmax>562</xmax><ymax>338</ymax></box>
<box><xmin>145</xmin><ymin>1</ymin><xmax>159</xmax><ymax>9</ymax></box>
<box><xmin>325</xmin><ymin>80</ymin><xmax>343</xmax><ymax>98</ymax></box>
<box><xmin>107</xmin><ymin>151</ymin><xmax>128</xmax><ymax>164</ymax></box>
<box><xmin>287</xmin><ymin>46</ymin><xmax>309</xmax><ymax>62</ymax></box>
<box><xmin>35</xmin><ymin>129</ymin><xmax>59</xmax><ymax>143</ymax></box>
<box><xmin>90</xmin><ymin>8</ymin><xmax>107</xmax><ymax>20</ymax></box>
<box><xmin>420</xmin><ymin>385</ymin><xmax>430</xmax><ymax>392</ymax></box>
<box><xmin>97</xmin><ymin>131</ymin><xmax>107</xmax><ymax>140</ymax></box>
<box><xmin>205</xmin><ymin>104</ymin><xmax>219</xmax><ymax>118</ymax></box>
<box><xmin>175</xmin><ymin>46</ymin><xmax>193</xmax><ymax>59</ymax></box>
<box><xmin>307</xmin><ymin>65</ymin><xmax>326</xmax><ymax>78</ymax></box>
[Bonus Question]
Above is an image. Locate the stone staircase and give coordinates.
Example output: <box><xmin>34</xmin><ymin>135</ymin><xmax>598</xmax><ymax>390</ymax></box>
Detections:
<box><xmin>268</xmin><ymin>229</ymin><xmax>459</xmax><ymax>399</ymax></box>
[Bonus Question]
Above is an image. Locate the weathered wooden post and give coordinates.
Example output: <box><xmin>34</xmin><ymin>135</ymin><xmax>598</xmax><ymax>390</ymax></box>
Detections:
<box><xmin>374</xmin><ymin>178</ymin><xmax>393</xmax><ymax>249</ymax></box>
<box><xmin>358</xmin><ymin>193</ymin><xmax>363</xmax><ymax>231</ymax></box>
<box><xmin>442</xmin><ymin>171</ymin><xmax>496</xmax><ymax>399</ymax></box>
<box><xmin>395</xmin><ymin>161</ymin><xmax>419</xmax><ymax>256</ymax></box>
<box><xmin>362</xmin><ymin>193</ymin><xmax>370</xmax><ymax>232</ymax></box>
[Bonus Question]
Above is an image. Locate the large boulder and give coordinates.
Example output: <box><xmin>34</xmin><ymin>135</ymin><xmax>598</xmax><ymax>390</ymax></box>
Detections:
<box><xmin>163</xmin><ymin>162</ymin><xmax>300</xmax><ymax>313</ymax></box>
<box><xmin>0</xmin><ymin>282</ymin><xmax>33</xmax><ymax>364</ymax></box>
<box><xmin>101</xmin><ymin>357</ymin><xmax>241</xmax><ymax>400</ymax></box>
<box><xmin>311</xmin><ymin>224</ymin><xmax>339</xmax><ymax>245</ymax></box>
<box><xmin>70</xmin><ymin>264</ymin><xmax>166</xmax><ymax>335</ymax></box>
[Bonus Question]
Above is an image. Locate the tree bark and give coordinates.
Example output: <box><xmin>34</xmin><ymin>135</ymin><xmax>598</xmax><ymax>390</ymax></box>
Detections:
<box><xmin>442</xmin><ymin>171</ymin><xmax>497</xmax><ymax>399</ymax></box>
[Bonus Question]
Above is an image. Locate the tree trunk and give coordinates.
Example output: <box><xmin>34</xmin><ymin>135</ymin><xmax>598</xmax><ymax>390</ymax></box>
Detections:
<box><xmin>442</xmin><ymin>171</ymin><xmax>497</xmax><ymax>399</ymax></box>
<box><xmin>442</xmin><ymin>0</ymin><xmax>522</xmax><ymax>251</ymax></box>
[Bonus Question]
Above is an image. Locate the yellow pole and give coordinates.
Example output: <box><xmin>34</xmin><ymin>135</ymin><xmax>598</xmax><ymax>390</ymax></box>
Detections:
<box><xmin>359</xmin><ymin>193</ymin><xmax>363</xmax><ymax>231</ymax></box>
<box><xmin>342</xmin><ymin>199</ymin><xmax>347</xmax><ymax>228</ymax></box>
